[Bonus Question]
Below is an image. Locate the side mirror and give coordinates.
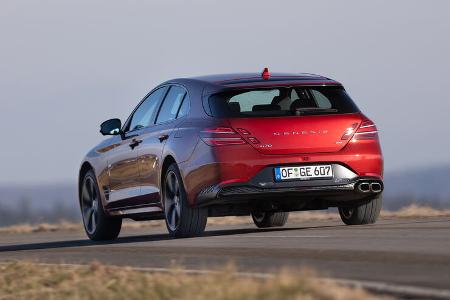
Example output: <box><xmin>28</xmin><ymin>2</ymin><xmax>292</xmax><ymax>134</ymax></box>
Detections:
<box><xmin>100</xmin><ymin>118</ymin><xmax>122</xmax><ymax>136</ymax></box>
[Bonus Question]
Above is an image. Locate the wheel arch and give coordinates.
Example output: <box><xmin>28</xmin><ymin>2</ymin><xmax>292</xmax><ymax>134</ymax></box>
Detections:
<box><xmin>161</xmin><ymin>155</ymin><xmax>177</xmax><ymax>184</ymax></box>
<box><xmin>78</xmin><ymin>161</ymin><xmax>94</xmax><ymax>204</ymax></box>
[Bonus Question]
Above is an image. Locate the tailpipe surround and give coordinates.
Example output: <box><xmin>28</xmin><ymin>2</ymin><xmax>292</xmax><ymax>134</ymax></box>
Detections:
<box><xmin>357</xmin><ymin>182</ymin><xmax>371</xmax><ymax>193</ymax></box>
<box><xmin>356</xmin><ymin>181</ymin><xmax>383</xmax><ymax>194</ymax></box>
<box><xmin>370</xmin><ymin>182</ymin><xmax>382</xmax><ymax>193</ymax></box>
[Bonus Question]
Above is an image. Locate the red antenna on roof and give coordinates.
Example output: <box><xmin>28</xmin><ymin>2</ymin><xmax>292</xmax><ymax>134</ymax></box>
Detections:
<box><xmin>261</xmin><ymin>67</ymin><xmax>270</xmax><ymax>80</ymax></box>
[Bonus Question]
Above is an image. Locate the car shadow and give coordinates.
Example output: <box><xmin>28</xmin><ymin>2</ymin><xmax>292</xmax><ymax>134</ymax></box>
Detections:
<box><xmin>0</xmin><ymin>224</ymin><xmax>345</xmax><ymax>253</ymax></box>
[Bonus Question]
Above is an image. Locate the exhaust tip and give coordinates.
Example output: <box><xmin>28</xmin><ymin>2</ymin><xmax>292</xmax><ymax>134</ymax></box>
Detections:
<box><xmin>358</xmin><ymin>182</ymin><xmax>371</xmax><ymax>193</ymax></box>
<box><xmin>370</xmin><ymin>182</ymin><xmax>382</xmax><ymax>193</ymax></box>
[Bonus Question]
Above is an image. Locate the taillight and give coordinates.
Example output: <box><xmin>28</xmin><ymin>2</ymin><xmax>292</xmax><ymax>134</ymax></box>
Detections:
<box><xmin>201</xmin><ymin>127</ymin><xmax>236</xmax><ymax>134</ymax></box>
<box><xmin>341</xmin><ymin>123</ymin><xmax>359</xmax><ymax>140</ymax></box>
<box><xmin>200</xmin><ymin>127</ymin><xmax>247</xmax><ymax>146</ymax></box>
<box><xmin>353</xmin><ymin>120</ymin><xmax>379</xmax><ymax>140</ymax></box>
<box><xmin>248</xmin><ymin>137</ymin><xmax>260</xmax><ymax>144</ymax></box>
<box><xmin>236</xmin><ymin>128</ymin><xmax>251</xmax><ymax>135</ymax></box>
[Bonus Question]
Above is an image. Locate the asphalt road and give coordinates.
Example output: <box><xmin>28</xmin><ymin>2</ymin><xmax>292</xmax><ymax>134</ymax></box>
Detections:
<box><xmin>1</xmin><ymin>217</ymin><xmax>450</xmax><ymax>296</ymax></box>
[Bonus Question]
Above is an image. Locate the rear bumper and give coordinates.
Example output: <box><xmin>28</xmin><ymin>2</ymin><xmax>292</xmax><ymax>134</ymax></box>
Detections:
<box><xmin>196</xmin><ymin>176</ymin><xmax>383</xmax><ymax>207</ymax></box>
<box><xmin>180</xmin><ymin>135</ymin><xmax>383</xmax><ymax>206</ymax></box>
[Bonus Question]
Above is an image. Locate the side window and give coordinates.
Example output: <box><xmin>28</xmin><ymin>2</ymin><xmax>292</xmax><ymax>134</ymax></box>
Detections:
<box><xmin>155</xmin><ymin>86</ymin><xmax>186</xmax><ymax>124</ymax></box>
<box><xmin>128</xmin><ymin>87</ymin><xmax>166</xmax><ymax>131</ymax></box>
<box><xmin>177</xmin><ymin>94</ymin><xmax>189</xmax><ymax>118</ymax></box>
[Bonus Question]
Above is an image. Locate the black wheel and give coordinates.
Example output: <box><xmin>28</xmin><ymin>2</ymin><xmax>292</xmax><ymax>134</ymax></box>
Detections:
<box><xmin>163</xmin><ymin>163</ymin><xmax>208</xmax><ymax>238</ymax></box>
<box><xmin>338</xmin><ymin>195</ymin><xmax>382</xmax><ymax>225</ymax></box>
<box><xmin>80</xmin><ymin>170</ymin><xmax>122</xmax><ymax>241</ymax></box>
<box><xmin>251</xmin><ymin>212</ymin><xmax>289</xmax><ymax>228</ymax></box>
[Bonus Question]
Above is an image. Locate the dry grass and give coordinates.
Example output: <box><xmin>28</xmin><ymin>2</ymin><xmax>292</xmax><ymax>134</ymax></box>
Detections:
<box><xmin>0</xmin><ymin>261</ymin><xmax>379</xmax><ymax>300</ymax></box>
<box><xmin>381</xmin><ymin>204</ymin><xmax>450</xmax><ymax>218</ymax></box>
<box><xmin>1</xmin><ymin>205</ymin><xmax>449</xmax><ymax>234</ymax></box>
<box><xmin>0</xmin><ymin>222</ymin><xmax>81</xmax><ymax>234</ymax></box>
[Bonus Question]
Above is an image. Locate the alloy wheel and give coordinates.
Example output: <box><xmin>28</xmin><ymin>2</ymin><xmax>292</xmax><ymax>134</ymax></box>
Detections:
<box><xmin>252</xmin><ymin>212</ymin><xmax>266</xmax><ymax>223</ymax></box>
<box><xmin>340</xmin><ymin>207</ymin><xmax>354</xmax><ymax>219</ymax></box>
<box><xmin>81</xmin><ymin>176</ymin><xmax>99</xmax><ymax>235</ymax></box>
<box><xmin>164</xmin><ymin>170</ymin><xmax>182</xmax><ymax>231</ymax></box>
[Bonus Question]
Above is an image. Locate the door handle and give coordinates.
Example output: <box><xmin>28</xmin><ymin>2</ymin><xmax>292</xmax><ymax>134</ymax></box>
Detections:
<box><xmin>158</xmin><ymin>134</ymin><xmax>169</xmax><ymax>142</ymax></box>
<box><xmin>129</xmin><ymin>139</ymin><xmax>142</xmax><ymax>149</ymax></box>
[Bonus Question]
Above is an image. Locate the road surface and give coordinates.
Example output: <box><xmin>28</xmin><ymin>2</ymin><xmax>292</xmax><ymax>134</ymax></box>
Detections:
<box><xmin>1</xmin><ymin>217</ymin><xmax>449</xmax><ymax>297</ymax></box>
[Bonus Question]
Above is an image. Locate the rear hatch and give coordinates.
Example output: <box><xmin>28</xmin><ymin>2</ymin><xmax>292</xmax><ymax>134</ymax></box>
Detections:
<box><xmin>207</xmin><ymin>85</ymin><xmax>362</xmax><ymax>155</ymax></box>
<box><xmin>228</xmin><ymin>114</ymin><xmax>362</xmax><ymax>155</ymax></box>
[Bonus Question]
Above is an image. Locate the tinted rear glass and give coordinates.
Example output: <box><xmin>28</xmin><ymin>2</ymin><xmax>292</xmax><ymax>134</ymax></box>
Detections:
<box><xmin>208</xmin><ymin>86</ymin><xmax>359</xmax><ymax>117</ymax></box>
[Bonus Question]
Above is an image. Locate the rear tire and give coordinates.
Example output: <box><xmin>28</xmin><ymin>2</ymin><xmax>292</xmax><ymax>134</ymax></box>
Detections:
<box><xmin>251</xmin><ymin>212</ymin><xmax>289</xmax><ymax>228</ymax></box>
<box><xmin>338</xmin><ymin>195</ymin><xmax>382</xmax><ymax>225</ymax></box>
<box><xmin>163</xmin><ymin>163</ymin><xmax>208</xmax><ymax>238</ymax></box>
<box><xmin>80</xmin><ymin>170</ymin><xmax>122</xmax><ymax>241</ymax></box>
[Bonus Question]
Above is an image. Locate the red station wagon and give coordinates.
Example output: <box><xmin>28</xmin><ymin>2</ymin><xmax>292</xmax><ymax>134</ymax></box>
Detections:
<box><xmin>79</xmin><ymin>69</ymin><xmax>383</xmax><ymax>240</ymax></box>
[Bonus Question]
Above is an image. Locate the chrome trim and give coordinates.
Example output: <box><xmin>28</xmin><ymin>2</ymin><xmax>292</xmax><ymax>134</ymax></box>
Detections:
<box><xmin>358</xmin><ymin>182</ymin><xmax>371</xmax><ymax>193</ymax></box>
<box><xmin>109</xmin><ymin>187</ymin><xmax>141</xmax><ymax>202</ymax></box>
<box><xmin>109</xmin><ymin>205</ymin><xmax>162</xmax><ymax>216</ymax></box>
<box><xmin>370</xmin><ymin>182</ymin><xmax>382</xmax><ymax>193</ymax></box>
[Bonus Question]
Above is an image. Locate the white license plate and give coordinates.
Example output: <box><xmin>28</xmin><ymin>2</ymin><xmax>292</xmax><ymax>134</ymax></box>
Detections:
<box><xmin>274</xmin><ymin>165</ymin><xmax>333</xmax><ymax>181</ymax></box>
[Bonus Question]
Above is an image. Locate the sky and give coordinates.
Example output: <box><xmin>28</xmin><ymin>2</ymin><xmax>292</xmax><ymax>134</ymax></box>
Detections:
<box><xmin>0</xmin><ymin>0</ymin><xmax>449</xmax><ymax>184</ymax></box>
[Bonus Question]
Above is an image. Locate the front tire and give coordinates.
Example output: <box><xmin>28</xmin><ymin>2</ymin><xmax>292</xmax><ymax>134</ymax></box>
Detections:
<box><xmin>163</xmin><ymin>163</ymin><xmax>208</xmax><ymax>238</ymax></box>
<box><xmin>338</xmin><ymin>195</ymin><xmax>382</xmax><ymax>225</ymax></box>
<box><xmin>80</xmin><ymin>170</ymin><xmax>122</xmax><ymax>241</ymax></box>
<box><xmin>251</xmin><ymin>212</ymin><xmax>289</xmax><ymax>228</ymax></box>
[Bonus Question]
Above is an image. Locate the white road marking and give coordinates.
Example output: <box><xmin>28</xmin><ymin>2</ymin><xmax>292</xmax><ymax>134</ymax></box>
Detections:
<box><xmin>2</xmin><ymin>261</ymin><xmax>450</xmax><ymax>299</ymax></box>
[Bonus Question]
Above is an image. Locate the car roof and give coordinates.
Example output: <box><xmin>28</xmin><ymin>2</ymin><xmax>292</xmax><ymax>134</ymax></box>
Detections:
<box><xmin>165</xmin><ymin>72</ymin><xmax>341</xmax><ymax>90</ymax></box>
<box><xmin>189</xmin><ymin>72</ymin><xmax>340</xmax><ymax>86</ymax></box>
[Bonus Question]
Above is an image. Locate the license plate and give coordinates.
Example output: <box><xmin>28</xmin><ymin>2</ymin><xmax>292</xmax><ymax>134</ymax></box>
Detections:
<box><xmin>274</xmin><ymin>165</ymin><xmax>333</xmax><ymax>181</ymax></box>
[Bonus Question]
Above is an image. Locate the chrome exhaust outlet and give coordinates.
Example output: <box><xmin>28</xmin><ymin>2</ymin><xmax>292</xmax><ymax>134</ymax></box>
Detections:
<box><xmin>358</xmin><ymin>182</ymin><xmax>371</xmax><ymax>193</ymax></box>
<box><xmin>370</xmin><ymin>182</ymin><xmax>382</xmax><ymax>193</ymax></box>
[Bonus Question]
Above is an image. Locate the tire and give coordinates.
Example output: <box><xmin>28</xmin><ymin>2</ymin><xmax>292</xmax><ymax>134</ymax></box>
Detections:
<box><xmin>163</xmin><ymin>163</ymin><xmax>208</xmax><ymax>238</ymax></box>
<box><xmin>251</xmin><ymin>212</ymin><xmax>289</xmax><ymax>228</ymax></box>
<box><xmin>80</xmin><ymin>170</ymin><xmax>122</xmax><ymax>241</ymax></box>
<box><xmin>338</xmin><ymin>195</ymin><xmax>382</xmax><ymax>225</ymax></box>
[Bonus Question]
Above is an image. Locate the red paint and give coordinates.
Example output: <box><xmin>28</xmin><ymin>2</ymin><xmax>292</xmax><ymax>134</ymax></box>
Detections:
<box><xmin>261</xmin><ymin>67</ymin><xmax>270</xmax><ymax>80</ymax></box>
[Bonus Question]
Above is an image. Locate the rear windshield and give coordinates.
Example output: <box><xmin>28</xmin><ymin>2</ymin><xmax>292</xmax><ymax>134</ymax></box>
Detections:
<box><xmin>208</xmin><ymin>86</ymin><xmax>359</xmax><ymax>118</ymax></box>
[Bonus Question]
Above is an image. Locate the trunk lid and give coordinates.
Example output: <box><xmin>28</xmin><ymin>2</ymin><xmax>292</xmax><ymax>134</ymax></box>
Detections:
<box><xmin>228</xmin><ymin>113</ymin><xmax>362</xmax><ymax>155</ymax></box>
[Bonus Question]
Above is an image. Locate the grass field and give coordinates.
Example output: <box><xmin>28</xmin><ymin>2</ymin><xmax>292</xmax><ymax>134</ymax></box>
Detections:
<box><xmin>0</xmin><ymin>262</ymin><xmax>379</xmax><ymax>300</ymax></box>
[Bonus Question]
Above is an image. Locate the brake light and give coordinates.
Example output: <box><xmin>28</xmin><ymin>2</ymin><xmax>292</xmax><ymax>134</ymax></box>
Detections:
<box><xmin>203</xmin><ymin>138</ymin><xmax>247</xmax><ymax>146</ymax></box>
<box><xmin>261</xmin><ymin>67</ymin><xmax>270</xmax><ymax>80</ymax></box>
<box><xmin>353</xmin><ymin>120</ymin><xmax>379</xmax><ymax>140</ymax></box>
<box><xmin>341</xmin><ymin>123</ymin><xmax>359</xmax><ymax>140</ymax></box>
<box><xmin>200</xmin><ymin>127</ymin><xmax>247</xmax><ymax>146</ymax></box>
<box><xmin>236</xmin><ymin>128</ymin><xmax>251</xmax><ymax>135</ymax></box>
<box><xmin>248</xmin><ymin>137</ymin><xmax>260</xmax><ymax>144</ymax></box>
<box><xmin>202</xmin><ymin>127</ymin><xmax>236</xmax><ymax>134</ymax></box>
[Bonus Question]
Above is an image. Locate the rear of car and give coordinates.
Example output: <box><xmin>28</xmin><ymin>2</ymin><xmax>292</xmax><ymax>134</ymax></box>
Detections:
<box><xmin>185</xmin><ymin>74</ymin><xmax>383</xmax><ymax>226</ymax></box>
<box><xmin>78</xmin><ymin>71</ymin><xmax>384</xmax><ymax>241</ymax></box>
